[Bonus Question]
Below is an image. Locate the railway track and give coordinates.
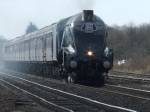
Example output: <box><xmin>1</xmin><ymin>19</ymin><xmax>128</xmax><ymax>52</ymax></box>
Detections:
<box><xmin>109</xmin><ymin>71</ymin><xmax>150</xmax><ymax>83</ymax></box>
<box><xmin>1</xmin><ymin>70</ymin><xmax>150</xmax><ymax>111</ymax></box>
<box><xmin>0</xmin><ymin>79</ymin><xmax>73</xmax><ymax>112</ymax></box>
<box><xmin>0</xmin><ymin>71</ymin><xmax>137</xmax><ymax>112</ymax></box>
<box><xmin>74</xmin><ymin>83</ymin><xmax>150</xmax><ymax>102</ymax></box>
<box><xmin>105</xmin><ymin>84</ymin><xmax>150</xmax><ymax>100</ymax></box>
<box><xmin>112</xmin><ymin>71</ymin><xmax>150</xmax><ymax>78</ymax></box>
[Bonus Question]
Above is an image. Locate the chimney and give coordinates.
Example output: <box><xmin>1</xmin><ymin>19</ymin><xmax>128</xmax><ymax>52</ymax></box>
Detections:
<box><xmin>82</xmin><ymin>10</ymin><xmax>94</xmax><ymax>22</ymax></box>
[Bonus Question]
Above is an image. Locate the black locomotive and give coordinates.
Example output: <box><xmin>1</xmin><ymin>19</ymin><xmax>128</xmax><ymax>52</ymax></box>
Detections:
<box><xmin>4</xmin><ymin>10</ymin><xmax>113</xmax><ymax>85</ymax></box>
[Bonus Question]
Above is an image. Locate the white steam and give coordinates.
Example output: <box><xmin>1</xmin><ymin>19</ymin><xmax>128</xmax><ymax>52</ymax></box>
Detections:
<box><xmin>75</xmin><ymin>0</ymin><xmax>96</xmax><ymax>10</ymax></box>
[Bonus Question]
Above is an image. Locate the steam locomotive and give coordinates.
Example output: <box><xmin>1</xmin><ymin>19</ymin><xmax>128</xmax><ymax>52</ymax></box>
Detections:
<box><xmin>4</xmin><ymin>10</ymin><xmax>113</xmax><ymax>85</ymax></box>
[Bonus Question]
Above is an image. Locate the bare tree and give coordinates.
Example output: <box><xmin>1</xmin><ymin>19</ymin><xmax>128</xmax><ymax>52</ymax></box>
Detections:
<box><xmin>26</xmin><ymin>22</ymin><xmax>38</xmax><ymax>34</ymax></box>
<box><xmin>108</xmin><ymin>23</ymin><xmax>150</xmax><ymax>72</ymax></box>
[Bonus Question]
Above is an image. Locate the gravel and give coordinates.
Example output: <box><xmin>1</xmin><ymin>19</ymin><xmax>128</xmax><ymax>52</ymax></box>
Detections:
<box><xmin>0</xmin><ymin>82</ymin><xmax>53</xmax><ymax>112</ymax></box>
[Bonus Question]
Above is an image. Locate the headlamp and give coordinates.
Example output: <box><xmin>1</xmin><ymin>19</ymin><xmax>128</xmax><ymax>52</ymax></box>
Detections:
<box><xmin>87</xmin><ymin>51</ymin><xmax>93</xmax><ymax>56</ymax></box>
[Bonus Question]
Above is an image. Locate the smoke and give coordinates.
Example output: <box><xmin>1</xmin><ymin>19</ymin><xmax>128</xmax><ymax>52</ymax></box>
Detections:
<box><xmin>75</xmin><ymin>0</ymin><xmax>96</xmax><ymax>10</ymax></box>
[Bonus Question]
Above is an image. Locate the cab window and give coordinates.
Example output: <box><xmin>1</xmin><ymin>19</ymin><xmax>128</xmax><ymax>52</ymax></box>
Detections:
<box><xmin>62</xmin><ymin>27</ymin><xmax>74</xmax><ymax>47</ymax></box>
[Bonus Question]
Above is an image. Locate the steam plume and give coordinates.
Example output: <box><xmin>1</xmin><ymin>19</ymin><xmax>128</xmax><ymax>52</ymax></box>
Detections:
<box><xmin>75</xmin><ymin>0</ymin><xmax>96</xmax><ymax>10</ymax></box>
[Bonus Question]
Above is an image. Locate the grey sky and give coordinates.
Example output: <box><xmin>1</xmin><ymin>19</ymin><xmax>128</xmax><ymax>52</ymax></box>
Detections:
<box><xmin>0</xmin><ymin>0</ymin><xmax>150</xmax><ymax>39</ymax></box>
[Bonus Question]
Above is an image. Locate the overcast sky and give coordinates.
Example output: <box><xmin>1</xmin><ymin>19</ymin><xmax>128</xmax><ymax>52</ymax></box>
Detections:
<box><xmin>0</xmin><ymin>0</ymin><xmax>150</xmax><ymax>39</ymax></box>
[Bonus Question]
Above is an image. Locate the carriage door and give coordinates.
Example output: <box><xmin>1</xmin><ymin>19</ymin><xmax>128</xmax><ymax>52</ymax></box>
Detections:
<box><xmin>42</xmin><ymin>37</ymin><xmax>46</xmax><ymax>62</ymax></box>
<box><xmin>46</xmin><ymin>33</ymin><xmax>53</xmax><ymax>61</ymax></box>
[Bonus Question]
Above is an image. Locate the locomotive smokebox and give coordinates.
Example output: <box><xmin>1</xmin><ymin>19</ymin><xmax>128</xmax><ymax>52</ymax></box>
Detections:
<box><xmin>82</xmin><ymin>10</ymin><xmax>94</xmax><ymax>22</ymax></box>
